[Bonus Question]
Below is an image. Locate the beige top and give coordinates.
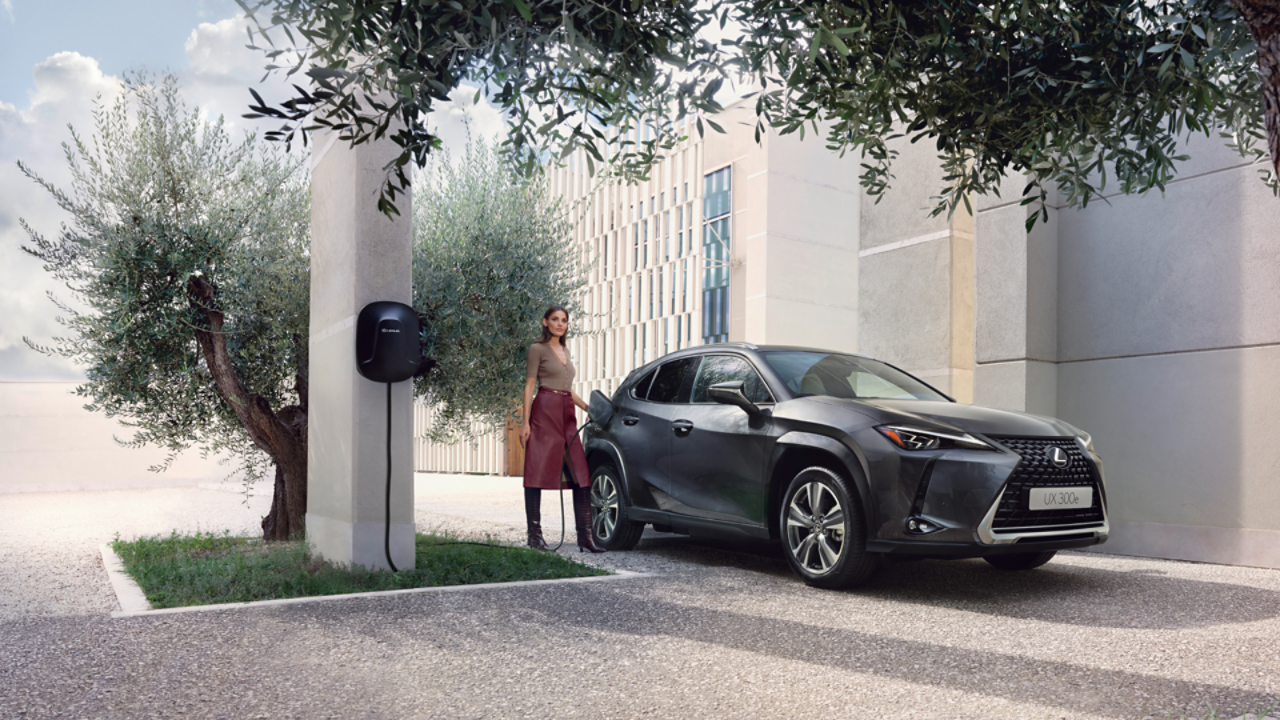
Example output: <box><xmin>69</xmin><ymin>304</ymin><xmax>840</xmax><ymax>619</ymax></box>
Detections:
<box><xmin>526</xmin><ymin>342</ymin><xmax>575</xmax><ymax>392</ymax></box>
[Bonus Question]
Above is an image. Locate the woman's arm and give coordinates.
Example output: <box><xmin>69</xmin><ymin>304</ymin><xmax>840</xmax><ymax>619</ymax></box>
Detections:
<box><xmin>571</xmin><ymin>390</ymin><xmax>588</xmax><ymax>412</ymax></box>
<box><xmin>520</xmin><ymin>376</ymin><xmax>537</xmax><ymax>447</ymax></box>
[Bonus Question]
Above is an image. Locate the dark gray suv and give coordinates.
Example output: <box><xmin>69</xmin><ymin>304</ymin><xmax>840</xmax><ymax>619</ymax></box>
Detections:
<box><xmin>583</xmin><ymin>343</ymin><xmax>1108</xmax><ymax>589</ymax></box>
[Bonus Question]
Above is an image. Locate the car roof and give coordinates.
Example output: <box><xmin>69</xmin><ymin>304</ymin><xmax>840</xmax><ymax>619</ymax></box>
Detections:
<box><xmin>682</xmin><ymin>343</ymin><xmax>872</xmax><ymax>359</ymax></box>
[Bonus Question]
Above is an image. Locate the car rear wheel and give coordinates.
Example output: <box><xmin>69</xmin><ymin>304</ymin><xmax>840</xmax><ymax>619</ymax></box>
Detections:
<box><xmin>984</xmin><ymin>550</ymin><xmax>1057</xmax><ymax>571</ymax></box>
<box><xmin>780</xmin><ymin>466</ymin><xmax>879</xmax><ymax>589</ymax></box>
<box><xmin>590</xmin><ymin>464</ymin><xmax>644</xmax><ymax>550</ymax></box>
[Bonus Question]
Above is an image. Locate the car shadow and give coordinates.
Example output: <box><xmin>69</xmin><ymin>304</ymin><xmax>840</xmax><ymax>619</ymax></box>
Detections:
<box><xmin>629</xmin><ymin>534</ymin><xmax>1280</xmax><ymax>630</ymax></box>
<box><xmin>862</xmin><ymin>553</ymin><xmax>1280</xmax><ymax>630</ymax></box>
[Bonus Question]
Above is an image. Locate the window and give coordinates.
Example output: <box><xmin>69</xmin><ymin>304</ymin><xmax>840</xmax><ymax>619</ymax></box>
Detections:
<box><xmin>643</xmin><ymin>220</ymin><xmax>649</xmax><ymax>266</ymax></box>
<box><xmin>676</xmin><ymin>316</ymin><xmax>682</xmax><ymax>350</ymax></box>
<box><xmin>642</xmin><ymin>323</ymin><xmax>648</xmax><ymax>363</ymax></box>
<box><xmin>658</xmin><ymin>270</ymin><xmax>664</xmax><ymax>317</ymax></box>
<box><xmin>648</xmin><ymin>270</ymin><xmax>654</xmax><ymax>319</ymax></box>
<box><xmin>646</xmin><ymin>357</ymin><xmax>699</xmax><ymax>403</ymax></box>
<box><xmin>703</xmin><ymin>167</ymin><xmax>731</xmax><ymax>344</ymax></box>
<box><xmin>677</xmin><ymin>207</ymin><xmax>684</xmax><ymax>258</ymax></box>
<box><xmin>627</xmin><ymin>278</ymin><xmax>633</xmax><ymax>323</ymax></box>
<box><xmin>670</xmin><ymin>263</ymin><xmax>677</xmax><ymax>313</ymax></box>
<box><xmin>664</xmin><ymin>211</ymin><xmax>670</xmax><ymax>261</ymax></box>
<box><xmin>632</xmin><ymin>325</ymin><xmax>638</xmax><ymax>368</ymax></box>
<box><xmin>760</xmin><ymin>352</ymin><xmax>948</xmax><ymax>401</ymax></box>
<box><xmin>631</xmin><ymin>365</ymin><xmax>658</xmax><ymax>400</ymax></box>
<box><xmin>681</xmin><ymin>259</ymin><xmax>688</xmax><ymax>312</ymax></box>
<box><xmin>691</xmin><ymin>355</ymin><xmax>773</xmax><ymax>404</ymax></box>
<box><xmin>663</xmin><ymin>318</ymin><xmax>669</xmax><ymax>356</ymax></box>
<box><xmin>660</xmin><ymin>191</ymin><xmax>665</xmax><ymax>211</ymax></box>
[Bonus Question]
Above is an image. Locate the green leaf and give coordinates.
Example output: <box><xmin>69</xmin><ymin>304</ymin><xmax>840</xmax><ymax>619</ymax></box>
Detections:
<box><xmin>509</xmin><ymin>0</ymin><xmax>532</xmax><ymax>23</ymax></box>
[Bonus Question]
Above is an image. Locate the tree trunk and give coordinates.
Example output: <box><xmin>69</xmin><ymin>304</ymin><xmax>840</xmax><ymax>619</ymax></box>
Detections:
<box><xmin>188</xmin><ymin>276</ymin><xmax>309</xmax><ymax>541</ymax></box>
<box><xmin>1234</xmin><ymin>0</ymin><xmax>1280</xmax><ymax>176</ymax></box>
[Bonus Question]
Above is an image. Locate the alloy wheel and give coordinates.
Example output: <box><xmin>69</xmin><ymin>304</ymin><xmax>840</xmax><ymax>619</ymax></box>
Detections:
<box><xmin>591</xmin><ymin>472</ymin><xmax>620</xmax><ymax>541</ymax></box>
<box><xmin>785</xmin><ymin>480</ymin><xmax>846</xmax><ymax>575</ymax></box>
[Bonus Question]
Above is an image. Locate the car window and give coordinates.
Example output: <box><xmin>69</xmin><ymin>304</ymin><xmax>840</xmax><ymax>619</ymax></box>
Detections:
<box><xmin>630</xmin><ymin>366</ymin><xmax>658</xmax><ymax>400</ymax></box>
<box><xmin>646</xmin><ymin>357</ymin><xmax>701</xmax><ymax>403</ymax></box>
<box><xmin>690</xmin><ymin>355</ymin><xmax>773</xmax><ymax>404</ymax></box>
<box><xmin>761</xmin><ymin>351</ymin><xmax>947</xmax><ymax>401</ymax></box>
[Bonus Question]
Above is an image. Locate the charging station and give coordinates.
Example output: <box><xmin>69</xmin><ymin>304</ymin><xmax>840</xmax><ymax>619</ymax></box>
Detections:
<box><xmin>355</xmin><ymin>301</ymin><xmax>420</xmax><ymax>571</ymax></box>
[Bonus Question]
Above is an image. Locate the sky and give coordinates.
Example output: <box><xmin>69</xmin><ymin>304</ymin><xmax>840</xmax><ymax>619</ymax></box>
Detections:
<box><xmin>0</xmin><ymin>0</ymin><xmax>506</xmax><ymax>381</ymax></box>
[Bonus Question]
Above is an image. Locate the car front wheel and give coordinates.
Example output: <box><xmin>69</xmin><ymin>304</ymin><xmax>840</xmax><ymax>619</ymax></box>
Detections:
<box><xmin>590</xmin><ymin>464</ymin><xmax>644</xmax><ymax>550</ymax></box>
<box><xmin>780</xmin><ymin>466</ymin><xmax>878</xmax><ymax>589</ymax></box>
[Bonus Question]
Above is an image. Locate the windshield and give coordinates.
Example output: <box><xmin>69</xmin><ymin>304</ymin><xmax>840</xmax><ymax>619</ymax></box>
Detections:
<box><xmin>761</xmin><ymin>351</ymin><xmax>948</xmax><ymax>402</ymax></box>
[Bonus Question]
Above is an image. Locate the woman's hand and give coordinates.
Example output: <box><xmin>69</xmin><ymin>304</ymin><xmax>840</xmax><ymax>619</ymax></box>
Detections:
<box><xmin>520</xmin><ymin>423</ymin><xmax>531</xmax><ymax>448</ymax></box>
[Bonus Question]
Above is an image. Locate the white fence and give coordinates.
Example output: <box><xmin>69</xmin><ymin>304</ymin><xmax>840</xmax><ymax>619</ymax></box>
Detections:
<box><xmin>413</xmin><ymin>401</ymin><xmax>510</xmax><ymax>475</ymax></box>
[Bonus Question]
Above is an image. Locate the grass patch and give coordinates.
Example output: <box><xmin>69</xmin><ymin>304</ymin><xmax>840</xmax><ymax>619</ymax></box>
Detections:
<box><xmin>111</xmin><ymin>531</ymin><xmax>607</xmax><ymax>609</ymax></box>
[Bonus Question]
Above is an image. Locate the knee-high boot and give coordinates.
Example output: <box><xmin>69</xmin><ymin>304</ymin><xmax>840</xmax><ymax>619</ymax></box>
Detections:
<box><xmin>573</xmin><ymin>486</ymin><xmax>606</xmax><ymax>553</ymax></box>
<box><xmin>525</xmin><ymin>487</ymin><xmax>548</xmax><ymax>550</ymax></box>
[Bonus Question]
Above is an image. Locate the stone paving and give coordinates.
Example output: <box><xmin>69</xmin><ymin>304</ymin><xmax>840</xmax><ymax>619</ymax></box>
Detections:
<box><xmin>1</xmin><ymin>473</ymin><xmax>1278</xmax><ymax>719</ymax></box>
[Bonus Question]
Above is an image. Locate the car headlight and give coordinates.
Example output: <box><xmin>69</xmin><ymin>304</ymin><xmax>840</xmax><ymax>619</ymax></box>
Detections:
<box><xmin>876</xmin><ymin>425</ymin><xmax>993</xmax><ymax>451</ymax></box>
<box><xmin>1077</xmin><ymin>430</ymin><xmax>1095</xmax><ymax>453</ymax></box>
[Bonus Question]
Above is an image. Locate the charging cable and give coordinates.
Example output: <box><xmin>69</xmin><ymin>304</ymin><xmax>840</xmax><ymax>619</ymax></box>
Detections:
<box><xmin>383</xmin><ymin>391</ymin><xmax>592</xmax><ymax>567</ymax></box>
<box><xmin>385</xmin><ymin>382</ymin><xmax>398</xmax><ymax>572</ymax></box>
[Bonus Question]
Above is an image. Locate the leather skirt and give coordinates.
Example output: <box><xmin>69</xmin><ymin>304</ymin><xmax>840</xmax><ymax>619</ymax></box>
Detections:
<box><xmin>523</xmin><ymin>389</ymin><xmax>590</xmax><ymax>490</ymax></box>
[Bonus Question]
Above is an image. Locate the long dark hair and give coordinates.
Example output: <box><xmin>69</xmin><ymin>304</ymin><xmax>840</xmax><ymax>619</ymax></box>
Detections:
<box><xmin>535</xmin><ymin>305</ymin><xmax>570</xmax><ymax>346</ymax></box>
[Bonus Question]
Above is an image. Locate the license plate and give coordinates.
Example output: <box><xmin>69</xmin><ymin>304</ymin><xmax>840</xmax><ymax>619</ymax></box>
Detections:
<box><xmin>1028</xmin><ymin>486</ymin><xmax>1093</xmax><ymax>511</ymax></box>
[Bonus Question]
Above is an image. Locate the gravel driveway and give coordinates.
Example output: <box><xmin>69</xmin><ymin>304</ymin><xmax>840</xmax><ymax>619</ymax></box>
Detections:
<box><xmin>2</xmin><ymin>473</ymin><xmax>1278</xmax><ymax>719</ymax></box>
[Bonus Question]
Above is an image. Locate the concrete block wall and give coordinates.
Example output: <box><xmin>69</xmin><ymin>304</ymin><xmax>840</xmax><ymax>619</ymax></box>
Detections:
<box><xmin>1048</xmin><ymin>137</ymin><xmax>1280</xmax><ymax>568</ymax></box>
<box><xmin>970</xmin><ymin>135</ymin><xmax>1280</xmax><ymax>569</ymax></box>
<box><xmin>858</xmin><ymin>135</ymin><xmax>975</xmax><ymax>401</ymax></box>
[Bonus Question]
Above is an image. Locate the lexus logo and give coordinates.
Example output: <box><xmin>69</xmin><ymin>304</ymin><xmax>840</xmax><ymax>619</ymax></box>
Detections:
<box><xmin>1046</xmin><ymin>446</ymin><xmax>1070</xmax><ymax>468</ymax></box>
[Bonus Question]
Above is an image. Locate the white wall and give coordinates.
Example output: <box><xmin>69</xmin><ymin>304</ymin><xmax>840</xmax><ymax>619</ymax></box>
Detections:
<box><xmin>1049</xmin><ymin>136</ymin><xmax>1280</xmax><ymax>568</ymax></box>
<box><xmin>0</xmin><ymin>382</ymin><xmax>233</xmax><ymax>493</ymax></box>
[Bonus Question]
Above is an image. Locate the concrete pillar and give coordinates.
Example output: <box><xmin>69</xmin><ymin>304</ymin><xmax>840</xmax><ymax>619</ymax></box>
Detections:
<box><xmin>857</xmin><ymin>135</ymin><xmax>975</xmax><ymax>402</ymax></box>
<box><xmin>973</xmin><ymin>179</ymin><xmax>1058</xmax><ymax>415</ymax></box>
<box><xmin>305</xmin><ymin>129</ymin><xmax>415</xmax><ymax>571</ymax></box>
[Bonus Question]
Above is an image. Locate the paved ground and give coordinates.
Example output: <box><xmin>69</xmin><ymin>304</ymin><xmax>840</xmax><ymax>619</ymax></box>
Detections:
<box><xmin>2</xmin><ymin>473</ymin><xmax>1279</xmax><ymax>719</ymax></box>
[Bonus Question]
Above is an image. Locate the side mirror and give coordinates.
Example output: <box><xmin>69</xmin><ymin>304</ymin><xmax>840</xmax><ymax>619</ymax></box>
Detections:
<box><xmin>709</xmin><ymin>380</ymin><xmax>760</xmax><ymax>415</ymax></box>
<box><xmin>588</xmin><ymin>389</ymin><xmax>615</xmax><ymax>427</ymax></box>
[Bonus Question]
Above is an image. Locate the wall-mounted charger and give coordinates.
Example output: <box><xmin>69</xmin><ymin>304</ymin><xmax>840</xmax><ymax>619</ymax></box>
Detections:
<box><xmin>356</xmin><ymin>301</ymin><xmax>420</xmax><ymax>572</ymax></box>
<box><xmin>356</xmin><ymin>301</ymin><xmax>420</xmax><ymax>384</ymax></box>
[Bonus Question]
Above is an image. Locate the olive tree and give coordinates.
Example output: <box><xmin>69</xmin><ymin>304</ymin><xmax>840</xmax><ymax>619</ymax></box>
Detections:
<box><xmin>732</xmin><ymin>0</ymin><xmax>1277</xmax><ymax>226</ymax></box>
<box><xmin>412</xmin><ymin>134</ymin><xmax>587</xmax><ymax>441</ymax></box>
<box><xmin>19</xmin><ymin>75</ymin><xmax>312</xmax><ymax>540</ymax></box>
<box><xmin>235</xmin><ymin>0</ymin><xmax>729</xmax><ymax>214</ymax></box>
<box><xmin>19</xmin><ymin>77</ymin><xmax>588</xmax><ymax>540</ymax></box>
<box><xmin>239</xmin><ymin>0</ymin><xmax>1280</xmax><ymax>228</ymax></box>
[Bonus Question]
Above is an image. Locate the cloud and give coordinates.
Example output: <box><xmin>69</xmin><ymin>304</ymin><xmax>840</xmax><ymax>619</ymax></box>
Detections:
<box><xmin>2</xmin><ymin>0</ymin><xmax>12</xmax><ymax>23</ymax></box>
<box><xmin>0</xmin><ymin>52</ymin><xmax>122</xmax><ymax>381</ymax></box>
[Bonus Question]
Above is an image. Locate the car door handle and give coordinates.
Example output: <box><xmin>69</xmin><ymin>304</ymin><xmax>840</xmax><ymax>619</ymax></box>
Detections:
<box><xmin>671</xmin><ymin>419</ymin><xmax>694</xmax><ymax>436</ymax></box>
<box><xmin>622</xmin><ymin>415</ymin><xmax>640</xmax><ymax>426</ymax></box>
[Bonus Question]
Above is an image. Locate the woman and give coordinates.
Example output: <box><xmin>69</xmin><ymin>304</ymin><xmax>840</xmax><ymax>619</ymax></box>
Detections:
<box><xmin>519</xmin><ymin>306</ymin><xmax>606</xmax><ymax>553</ymax></box>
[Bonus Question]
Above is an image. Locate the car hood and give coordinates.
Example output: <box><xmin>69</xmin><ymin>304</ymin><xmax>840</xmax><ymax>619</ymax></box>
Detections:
<box><xmin>811</xmin><ymin>397</ymin><xmax>1078</xmax><ymax>438</ymax></box>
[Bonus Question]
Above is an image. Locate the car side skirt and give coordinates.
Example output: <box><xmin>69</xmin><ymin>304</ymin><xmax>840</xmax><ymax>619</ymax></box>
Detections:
<box><xmin>629</xmin><ymin>508</ymin><xmax>773</xmax><ymax>540</ymax></box>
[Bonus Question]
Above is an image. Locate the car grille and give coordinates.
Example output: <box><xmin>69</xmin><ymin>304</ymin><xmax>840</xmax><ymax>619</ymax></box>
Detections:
<box><xmin>987</xmin><ymin>436</ymin><xmax>1105</xmax><ymax>531</ymax></box>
